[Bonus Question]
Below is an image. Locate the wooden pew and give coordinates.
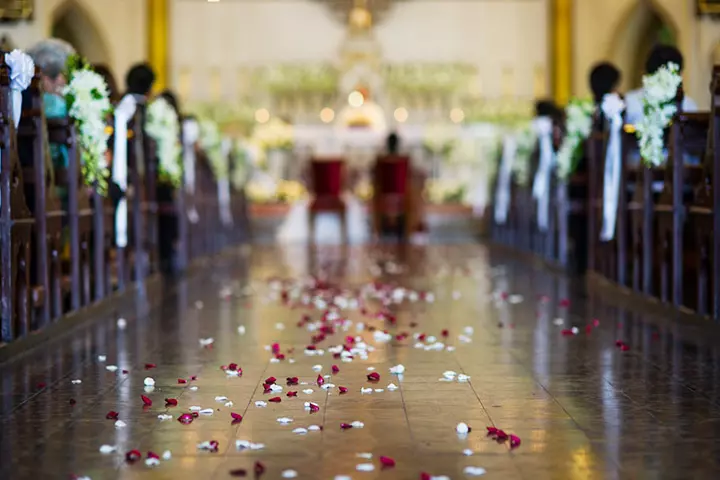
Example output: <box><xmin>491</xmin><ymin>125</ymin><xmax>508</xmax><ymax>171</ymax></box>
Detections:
<box><xmin>0</xmin><ymin>57</ymin><xmax>34</xmax><ymax>343</ymax></box>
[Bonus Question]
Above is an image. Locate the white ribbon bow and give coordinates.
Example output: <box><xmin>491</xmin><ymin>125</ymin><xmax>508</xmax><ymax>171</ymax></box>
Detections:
<box><xmin>494</xmin><ymin>134</ymin><xmax>517</xmax><ymax>225</ymax></box>
<box><xmin>218</xmin><ymin>138</ymin><xmax>233</xmax><ymax>226</ymax></box>
<box><xmin>531</xmin><ymin>116</ymin><xmax>555</xmax><ymax>231</ymax></box>
<box><xmin>5</xmin><ymin>49</ymin><xmax>34</xmax><ymax>128</ymax></box>
<box><xmin>182</xmin><ymin>119</ymin><xmax>200</xmax><ymax>223</ymax></box>
<box><xmin>113</xmin><ymin>94</ymin><xmax>138</xmax><ymax>248</ymax></box>
<box><xmin>599</xmin><ymin>93</ymin><xmax>626</xmax><ymax>241</ymax></box>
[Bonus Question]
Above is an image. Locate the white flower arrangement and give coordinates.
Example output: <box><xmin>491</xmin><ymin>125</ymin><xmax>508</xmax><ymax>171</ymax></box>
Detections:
<box><xmin>512</xmin><ymin>124</ymin><xmax>536</xmax><ymax>186</ymax></box>
<box><xmin>556</xmin><ymin>98</ymin><xmax>594</xmax><ymax>179</ymax></box>
<box><xmin>198</xmin><ymin>119</ymin><xmax>228</xmax><ymax>179</ymax></box>
<box><xmin>252</xmin><ymin>118</ymin><xmax>294</xmax><ymax>152</ymax></box>
<box><xmin>62</xmin><ymin>56</ymin><xmax>112</xmax><ymax>193</ymax></box>
<box><xmin>146</xmin><ymin>97</ymin><xmax>182</xmax><ymax>187</ymax></box>
<box><xmin>424</xmin><ymin>178</ymin><xmax>468</xmax><ymax>205</ymax></box>
<box><xmin>635</xmin><ymin>62</ymin><xmax>683</xmax><ymax>167</ymax></box>
<box><xmin>4</xmin><ymin>49</ymin><xmax>35</xmax><ymax>127</ymax></box>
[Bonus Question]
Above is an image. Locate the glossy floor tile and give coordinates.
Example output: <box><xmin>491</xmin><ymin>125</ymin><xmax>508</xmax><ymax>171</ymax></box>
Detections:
<box><xmin>2</xmin><ymin>244</ymin><xmax>720</xmax><ymax>479</ymax></box>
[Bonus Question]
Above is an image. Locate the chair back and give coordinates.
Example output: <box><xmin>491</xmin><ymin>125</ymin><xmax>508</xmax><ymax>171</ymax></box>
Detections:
<box><xmin>311</xmin><ymin>158</ymin><xmax>345</xmax><ymax>197</ymax></box>
<box><xmin>375</xmin><ymin>155</ymin><xmax>410</xmax><ymax>195</ymax></box>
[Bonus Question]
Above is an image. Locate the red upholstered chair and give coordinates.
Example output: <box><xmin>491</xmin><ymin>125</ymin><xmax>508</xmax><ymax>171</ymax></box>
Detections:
<box><xmin>308</xmin><ymin>158</ymin><xmax>347</xmax><ymax>242</ymax></box>
<box><xmin>372</xmin><ymin>155</ymin><xmax>412</xmax><ymax>238</ymax></box>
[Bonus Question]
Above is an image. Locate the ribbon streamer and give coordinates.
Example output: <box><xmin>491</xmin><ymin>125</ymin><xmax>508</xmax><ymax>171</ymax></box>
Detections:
<box><xmin>218</xmin><ymin>139</ymin><xmax>233</xmax><ymax>226</ymax></box>
<box><xmin>531</xmin><ymin>117</ymin><xmax>555</xmax><ymax>231</ymax></box>
<box><xmin>599</xmin><ymin>93</ymin><xmax>626</xmax><ymax>241</ymax></box>
<box><xmin>112</xmin><ymin>95</ymin><xmax>137</xmax><ymax>248</ymax></box>
<box><xmin>494</xmin><ymin>135</ymin><xmax>517</xmax><ymax>224</ymax></box>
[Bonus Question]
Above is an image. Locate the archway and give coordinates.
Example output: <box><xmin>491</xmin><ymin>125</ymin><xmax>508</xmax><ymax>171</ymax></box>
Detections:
<box><xmin>50</xmin><ymin>0</ymin><xmax>111</xmax><ymax>65</ymax></box>
<box><xmin>608</xmin><ymin>1</ymin><xmax>678</xmax><ymax>90</ymax></box>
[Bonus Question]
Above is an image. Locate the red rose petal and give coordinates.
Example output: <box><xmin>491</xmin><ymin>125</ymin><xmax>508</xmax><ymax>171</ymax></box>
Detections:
<box><xmin>420</xmin><ymin>473</ymin><xmax>431</xmax><ymax>480</ymax></box>
<box><xmin>441</xmin><ymin>329</ymin><xmax>449</xmax><ymax>337</ymax></box>
<box><xmin>125</xmin><ymin>449</ymin><xmax>142</xmax><ymax>463</ymax></box>
<box><xmin>36</xmin><ymin>382</ymin><xmax>46</xmax><ymax>389</ymax></box>
<box><xmin>509</xmin><ymin>434</ymin><xmax>521</xmax><ymax>449</ymax></box>
<box><xmin>379</xmin><ymin>456</ymin><xmax>396</xmax><ymax>468</ymax></box>
<box><xmin>228</xmin><ymin>363</ymin><xmax>239</xmax><ymax>371</ymax></box>
<box><xmin>561</xmin><ymin>329</ymin><xmax>574</xmax><ymax>336</ymax></box>
<box><xmin>592</xmin><ymin>319</ymin><xmax>600</xmax><ymax>327</ymax></box>
<box><xmin>620</xmin><ymin>344</ymin><xmax>630</xmax><ymax>351</ymax></box>
<box><xmin>268</xmin><ymin>396</ymin><xmax>282</xmax><ymax>403</ymax></box>
<box><xmin>486</xmin><ymin>426</ymin><xmax>498</xmax><ymax>436</ymax></box>
<box><xmin>275</xmin><ymin>353</ymin><xmax>285</xmax><ymax>360</ymax></box>
<box><xmin>147</xmin><ymin>451</ymin><xmax>160</xmax><ymax>459</ymax></box>
<box><xmin>265</xmin><ymin>376</ymin><xmax>277</xmax><ymax>385</ymax></box>
<box><xmin>263</xmin><ymin>384</ymin><xmax>273</xmax><ymax>394</ymax></box>
<box><xmin>338</xmin><ymin>386</ymin><xmax>348</xmax><ymax>394</ymax></box>
<box><xmin>230</xmin><ymin>469</ymin><xmax>247</xmax><ymax>477</ymax></box>
<box><xmin>178</xmin><ymin>378</ymin><xmax>187</xmax><ymax>384</ymax></box>
<box><xmin>165</xmin><ymin>398</ymin><xmax>178</xmax><ymax>407</ymax></box>
<box><xmin>367</xmin><ymin>372</ymin><xmax>380</xmax><ymax>382</ymax></box>
<box><xmin>308</xmin><ymin>402</ymin><xmax>320</xmax><ymax>413</ymax></box>
<box><xmin>585</xmin><ymin>324</ymin><xmax>593</xmax><ymax>334</ymax></box>
<box><xmin>190</xmin><ymin>375</ymin><xmax>197</xmax><ymax>381</ymax></box>
<box><xmin>559</xmin><ymin>298</ymin><xmax>570</xmax><ymax>307</ymax></box>
<box><xmin>144</xmin><ymin>363</ymin><xmax>156</xmax><ymax>370</ymax></box>
<box><xmin>286</xmin><ymin>377</ymin><xmax>299</xmax><ymax>385</ymax></box>
<box><xmin>254</xmin><ymin>461</ymin><xmax>266</xmax><ymax>477</ymax></box>
<box><xmin>271</xmin><ymin>343</ymin><xmax>280</xmax><ymax>354</ymax></box>
<box><xmin>340</xmin><ymin>423</ymin><xmax>353</xmax><ymax>429</ymax></box>
<box><xmin>178</xmin><ymin>413</ymin><xmax>194</xmax><ymax>424</ymax></box>
<box><xmin>122</xmin><ymin>369</ymin><xmax>129</xmax><ymax>375</ymax></box>
<box><xmin>106</xmin><ymin>411</ymin><xmax>119</xmax><ymax>420</ymax></box>
<box><xmin>69</xmin><ymin>398</ymin><xmax>77</xmax><ymax>406</ymax></box>
<box><xmin>141</xmin><ymin>395</ymin><xmax>152</xmax><ymax>406</ymax></box>
<box><xmin>317</xmin><ymin>375</ymin><xmax>325</xmax><ymax>386</ymax></box>
<box><xmin>495</xmin><ymin>429</ymin><xmax>508</xmax><ymax>442</ymax></box>
<box><xmin>331</xmin><ymin>365</ymin><xmax>340</xmax><ymax>374</ymax></box>
<box><xmin>287</xmin><ymin>391</ymin><xmax>298</xmax><ymax>397</ymax></box>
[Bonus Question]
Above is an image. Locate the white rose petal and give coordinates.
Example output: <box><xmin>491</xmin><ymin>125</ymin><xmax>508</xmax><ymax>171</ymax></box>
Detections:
<box><xmin>99</xmin><ymin>445</ymin><xmax>116</xmax><ymax>454</ymax></box>
<box><xmin>145</xmin><ymin>458</ymin><xmax>160</xmax><ymax>467</ymax></box>
<box><xmin>308</xmin><ymin>425</ymin><xmax>321</xmax><ymax>431</ymax></box>
<box><xmin>199</xmin><ymin>337</ymin><xmax>214</xmax><ymax>347</ymax></box>
<box><xmin>302</xmin><ymin>389</ymin><xmax>314</xmax><ymax>395</ymax></box>
<box><xmin>98</xmin><ymin>355</ymin><xmax>107</xmax><ymax>362</ymax></box>
<box><xmin>389</xmin><ymin>364</ymin><xmax>405</xmax><ymax>374</ymax></box>
<box><xmin>456</xmin><ymin>422</ymin><xmax>470</xmax><ymax>434</ymax></box>
<box><xmin>190</xmin><ymin>386</ymin><xmax>198</xmax><ymax>391</ymax></box>
<box><xmin>105</xmin><ymin>365</ymin><xmax>118</xmax><ymax>372</ymax></box>
<box><xmin>238</xmin><ymin>325</ymin><xmax>246</xmax><ymax>335</ymax></box>
<box><xmin>463</xmin><ymin>466</ymin><xmax>487</xmax><ymax>476</ymax></box>
<box><xmin>71</xmin><ymin>379</ymin><xmax>82</xmax><ymax>385</ymax></box>
<box><xmin>189</xmin><ymin>406</ymin><xmax>203</xmax><ymax>412</ymax></box>
<box><xmin>387</xmin><ymin>383</ymin><xmax>399</xmax><ymax>391</ymax></box>
<box><xmin>143</xmin><ymin>377</ymin><xmax>155</xmax><ymax>386</ymax></box>
<box><xmin>277</xmin><ymin>417</ymin><xmax>293</xmax><ymax>424</ymax></box>
<box><xmin>463</xmin><ymin>449</ymin><xmax>474</xmax><ymax>456</ymax></box>
<box><xmin>157</xmin><ymin>414</ymin><xmax>173</xmax><ymax>421</ymax></box>
<box><xmin>162</xmin><ymin>450</ymin><xmax>172</xmax><ymax>460</ymax></box>
<box><xmin>457</xmin><ymin>374</ymin><xmax>471</xmax><ymax>383</ymax></box>
<box><xmin>356</xmin><ymin>463</ymin><xmax>375</xmax><ymax>472</ymax></box>
<box><xmin>351</xmin><ymin>421</ymin><xmax>364</xmax><ymax>428</ymax></box>
<box><xmin>214</xmin><ymin>396</ymin><xmax>229</xmax><ymax>402</ymax></box>
<box><xmin>360</xmin><ymin>387</ymin><xmax>373</xmax><ymax>394</ymax></box>
<box><xmin>282</xmin><ymin>470</ymin><xmax>298</xmax><ymax>479</ymax></box>
<box><xmin>553</xmin><ymin>318</ymin><xmax>564</xmax><ymax>326</ymax></box>
<box><xmin>114</xmin><ymin>420</ymin><xmax>127</xmax><ymax>428</ymax></box>
<box><xmin>356</xmin><ymin>453</ymin><xmax>373</xmax><ymax>459</ymax></box>
<box><xmin>117</xmin><ymin>318</ymin><xmax>127</xmax><ymax>329</ymax></box>
<box><xmin>199</xmin><ymin>408</ymin><xmax>214</xmax><ymax>415</ymax></box>
<box><xmin>292</xmin><ymin>427</ymin><xmax>308</xmax><ymax>435</ymax></box>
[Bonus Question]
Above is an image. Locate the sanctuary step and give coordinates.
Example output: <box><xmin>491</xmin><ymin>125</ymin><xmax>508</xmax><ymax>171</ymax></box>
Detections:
<box><xmin>2</xmin><ymin>244</ymin><xmax>720</xmax><ymax>479</ymax></box>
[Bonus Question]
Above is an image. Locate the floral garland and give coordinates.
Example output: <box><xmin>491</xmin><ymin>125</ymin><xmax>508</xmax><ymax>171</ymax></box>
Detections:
<box><xmin>635</xmin><ymin>62</ymin><xmax>682</xmax><ymax>167</ymax></box>
<box><xmin>556</xmin><ymin>98</ymin><xmax>594</xmax><ymax>179</ymax></box>
<box><xmin>62</xmin><ymin>55</ymin><xmax>112</xmax><ymax>194</ymax></box>
<box><xmin>198</xmin><ymin>119</ymin><xmax>228</xmax><ymax>179</ymax></box>
<box><xmin>146</xmin><ymin>97</ymin><xmax>182</xmax><ymax>187</ymax></box>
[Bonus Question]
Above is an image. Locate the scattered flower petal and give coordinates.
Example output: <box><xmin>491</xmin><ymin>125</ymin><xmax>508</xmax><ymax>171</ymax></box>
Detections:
<box><xmin>356</xmin><ymin>463</ymin><xmax>375</xmax><ymax>472</ymax></box>
<box><xmin>463</xmin><ymin>466</ymin><xmax>487</xmax><ymax>476</ymax></box>
<box><xmin>268</xmin><ymin>396</ymin><xmax>282</xmax><ymax>403</ymax></box>
<box><xmin>141</xmin><ymin>395</ymin><xmax>152</xmax><ymax>406</ymax></box>
<box><xmin>99</xmin><ymin>445</ymin><xmax>116</xmax><ymax>454</ymax></box>
<box><xmin>379</xmin><ymin>456</ymin><xmax>396</xmax><ymax>468</ymax></box>
<box><xmin>143</xmin><ymin>377</ymin><xmax>155</xmax><ymax>386</ymax></box>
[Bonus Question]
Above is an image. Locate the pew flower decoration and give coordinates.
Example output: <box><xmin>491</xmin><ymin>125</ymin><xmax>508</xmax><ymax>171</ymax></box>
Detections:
<box><xmin>424</xmin><ymin>178</ymin><xmax>468</xmax><ymax>205</ymax></box>
<box><xmin>556</xmin><ymin>99</ymin><xmax>594</xmax><ymax>179</ymax></box>
<box><xmin>635</xmin><ymin>62</ymin><xmax>682</xmax><ymax>167</ymax></box>
<box><xmin>5</xmin><ymin>49</ymin><xmax>35</xmax><ymax>127</ymax></box>
<box><xmin>512</xmin><ymin>125</ymin><xmax>536</xmax><ymax>186</ymax></box>
<box><xmin>63</xmin><ymin>55</ymin><xmax>112</xmax><ymax>193</ymax></box>
<box><xmin>146</xmin><ymin>97</ymin><xmax>182</xmax><ymax>187</ymax></box>
<box><xmin>198</xmin><ymin>119</ymin><xmax>229</xmax><ymax>179</ymax></box>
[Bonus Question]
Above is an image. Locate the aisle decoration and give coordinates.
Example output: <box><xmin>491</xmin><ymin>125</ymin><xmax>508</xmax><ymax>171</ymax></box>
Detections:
<box><xmin>635</xmin><ymin>62</ymin><xmax>682</xmax><ymax>167</ymax></box>
<box><xmin>531</xmin><ymin>116</ymin><xmax>555</xmax><ymax>231</ymax></box>
<box><xmin>4</xmin><ymin>49</ymin><xmax>34</xmax><ymax>127</ymax></box>
<box><xmin>62</xmin><ymin>55</ymin><xmax>113</xmax><ymax>193</ymax></box>
<box><xmin>512</xmin><ymin>124</ymin><xmax>536</xmax><ymax>186</ymax></box>
<box><xmin>198</xmin><ymin>119</ymin><xmax>228</xmax><ymax>179</ymax></box>
<box><xmin>494</xmin><ymin>134</ymin><xmax>517</xmax><ymax>224</ymax></box>
<box><xmin>599</xmin><ymin>93</ymin><xmax>626</xmax><ymax>241</ymax></box>
<box><xmin>146</xmin><ymin>97</ymin><xmax>182</xmax><ymax>187</ymax></box>
<box><xmin>556</xmin><ymin>99</ymin><xmax>594</xmax><ymax>179</ymax></box>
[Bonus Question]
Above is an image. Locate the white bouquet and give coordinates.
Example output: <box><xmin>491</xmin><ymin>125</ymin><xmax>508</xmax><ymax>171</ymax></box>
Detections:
<box><xmin>146</xmin><ymin>97</ymin><xmax>182</xmax><ymax>187</ymax></box>
<box><xmin>556</xmin><ymin>98</ymin><xmax>594</xmax><ymax>179</ymax></box>
<box><xmin>198</xmin><ymin>119</ymin><xmax>228</xmax><ymax>179</ymax></box>
<box><xmin>635</xmin><ymin>62</ymin><xmax>682</xmax><ymax>167</ymax></box>
<box><xmin>62</xmin><ymin>56</ymin><xmax>112</xmax><ymax>193</ymax></box>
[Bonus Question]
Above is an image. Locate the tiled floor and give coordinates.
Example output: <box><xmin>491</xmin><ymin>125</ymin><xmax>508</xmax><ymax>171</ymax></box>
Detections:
<box><xmin>3</xmin><ymin>244</ymin><xmax>720</xmax><ymax>479</ymax></box>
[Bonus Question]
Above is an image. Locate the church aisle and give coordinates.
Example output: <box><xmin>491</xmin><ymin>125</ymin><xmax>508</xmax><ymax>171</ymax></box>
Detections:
<box><xmin>2</xmin><ymin>244</ymin><xmax>720</xmax><ymax>479</ymax></box>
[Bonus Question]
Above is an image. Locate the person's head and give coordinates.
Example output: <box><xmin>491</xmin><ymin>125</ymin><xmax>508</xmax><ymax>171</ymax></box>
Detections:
<box><xmin>159</xmin><ymin>89</ymin><xmax>181</xmax><ymax>118</ymax></box>
<box><xmin>646</xmin><ymin>45</ymin><xmax>684</xmax><ymax>74</ymax></box>
<box><xmin>27</xmin><ymin>38</ymin><xmax>75</xmax><ymax>94</ymax></box>
<box><xmin>125</xmin><ymin>63</ymin><xmax>156</xmax><ymax>96</ymax></box>
<box><xmin>535</xmin><ymin>100</ymin><xmax>558</xmax><ymax>118</ymax></box>
<box><xmin>589</xmin><ymin>62</ymin><xmax>621</xmax><ymax>103</ymax></box>
<box><xmin>386</xmin><ymin>132</ymin><xmax>399</xmax><ymax>154</ymax></box>
<box><xmin>92</xmin><ymin>64</ymin><xmax>119</xmax><ymax>104</ymax></box>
